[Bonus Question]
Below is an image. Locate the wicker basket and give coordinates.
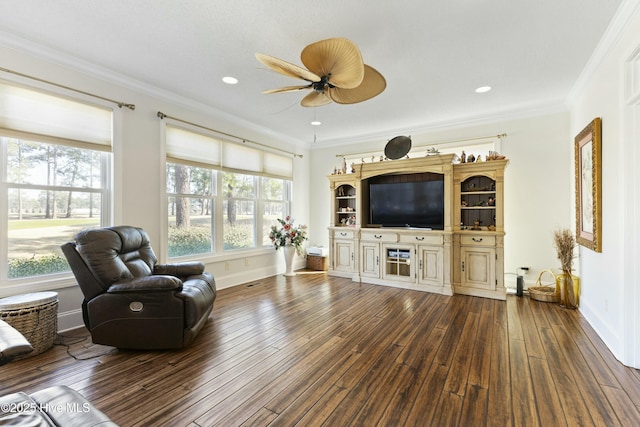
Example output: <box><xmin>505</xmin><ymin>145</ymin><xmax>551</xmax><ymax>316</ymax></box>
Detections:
<box><xmin>307</xmin><ymin>255</ymin><xmax>328</xmax><ymax>271</ymax></box>
<box><xmin>0</xmin><ymin>292</ymin><xmax>58</xmax><ymax>359</ymax></box>
<box><xmin>528</xmin><ymin>270</ymin><xmax>558</xmax><ymax>303</ymax></box>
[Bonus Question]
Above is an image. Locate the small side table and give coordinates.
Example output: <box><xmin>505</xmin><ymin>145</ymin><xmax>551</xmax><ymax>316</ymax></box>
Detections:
<box><xmin>0</xmin><ymin>292</ymin><xmax>58</xmax><ymax>359</ymax></box>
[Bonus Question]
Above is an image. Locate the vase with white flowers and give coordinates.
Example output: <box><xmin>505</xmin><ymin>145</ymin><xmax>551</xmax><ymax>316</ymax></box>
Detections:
<box><xmin>269</xmin><ymin>216</ymin><xmax>308</xmax><ymax>276</ymax></box>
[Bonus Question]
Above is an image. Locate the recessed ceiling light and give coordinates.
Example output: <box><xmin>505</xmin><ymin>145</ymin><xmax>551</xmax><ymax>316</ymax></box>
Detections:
<box><xmin>311</xmin><ymin>121</ymin><xmax>322</xmax><ymax>126</ymax></box>
<box><xmin>222</xmin><ymin>76</ymin><xmax>238</xmax><ymax>85</ymax></box>
<box><xmin>475</xmin><ymin>86</ymin><xmax>492</xmax><ymax>93</ymax></box>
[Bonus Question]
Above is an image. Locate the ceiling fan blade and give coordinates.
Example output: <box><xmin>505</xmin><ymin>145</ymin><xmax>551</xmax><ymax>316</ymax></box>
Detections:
<box><xmin>263</xmin><ymin>85</ymin><xmax>311</xmax><ymax>94</ymax></box>
<box><xmin>300</xmin><ymin>91</ymin><xmax>332</xmax><ymax>107</ymax></box>
<box><xmin>255</xmin><ymin>53</ymin><xmax>320</xmax><ymax>82</ymax></box>
<box><xmin>327</xmin><ymin>65</ymin><xmax>386</xmax><ymax>104</ymax></box>
<box><xmin>301</xmin><ymin>38</ymin><xmax>364</xmax><ymax>89</ymax></box>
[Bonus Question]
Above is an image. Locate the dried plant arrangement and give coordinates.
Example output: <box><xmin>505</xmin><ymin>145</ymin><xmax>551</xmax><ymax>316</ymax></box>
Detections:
<box><xmin>553</xmin><ymin>228</ymin><xmax>579</xmax><ymax>308</ymax></box>
<box><xmin>553</xmin><ymin>228</ymin><xmax>576</xmax><ymax>275</ymax></box>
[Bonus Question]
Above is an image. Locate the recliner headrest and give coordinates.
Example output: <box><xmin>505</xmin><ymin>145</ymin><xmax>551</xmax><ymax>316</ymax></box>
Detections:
<box><xmin>74</xmin><ymin>226</ymin><xmax>158</xmax><ymax>287</ymax></box>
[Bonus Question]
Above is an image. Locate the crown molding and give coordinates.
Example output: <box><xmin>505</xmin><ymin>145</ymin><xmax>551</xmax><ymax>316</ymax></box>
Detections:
<box><xmin>566</xmin><ymin>0</ymin><xmax>640</xmax><ymax>106</ymax></box>
<box><xmin>307</xmin><ymin>99</ymin><xmax>568</xmax><ymax>150</ymax></box>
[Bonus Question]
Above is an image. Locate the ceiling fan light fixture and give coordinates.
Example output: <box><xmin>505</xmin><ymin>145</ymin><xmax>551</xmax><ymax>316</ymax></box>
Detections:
<box><xmin>257</xmin><ymin>37</ymin><xmax>385</xmax><ymax>107</ymax></box>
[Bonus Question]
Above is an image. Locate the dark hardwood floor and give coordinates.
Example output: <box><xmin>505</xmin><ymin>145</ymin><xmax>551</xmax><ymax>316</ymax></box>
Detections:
<box><xmin>2</xmin><ymin>272</ymin><xmax>640</xmax><ymax>426</ymax></box>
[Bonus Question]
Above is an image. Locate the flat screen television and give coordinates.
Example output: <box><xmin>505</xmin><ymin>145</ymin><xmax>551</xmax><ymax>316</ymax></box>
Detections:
<box><xmin>369</xmin><ymin>179</ymin><xmax>444</xmax><ymax>229</ymax></box>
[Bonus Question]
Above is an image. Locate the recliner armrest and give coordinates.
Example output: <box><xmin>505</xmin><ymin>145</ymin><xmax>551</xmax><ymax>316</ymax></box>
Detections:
<box><xmin>154</xmin><ymin>261</ymin><xmax>204</xmax><ymax>277</ymax></box>
<box><xmin>107</xmin><ymin>275</ymin><xmax>182</xmax><ymax>293</ymax></box>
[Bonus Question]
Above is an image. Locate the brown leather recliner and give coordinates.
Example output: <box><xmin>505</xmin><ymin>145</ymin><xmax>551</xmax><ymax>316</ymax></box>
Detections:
<box><xmin>61</xmin><ymin>226</ymin><xmax>216</xmax><ymax>350</ymax></box>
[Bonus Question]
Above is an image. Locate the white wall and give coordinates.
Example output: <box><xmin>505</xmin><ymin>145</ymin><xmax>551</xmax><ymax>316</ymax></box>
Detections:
<box><xmin>1</xmin><ymin>43</ymin><xmax>310</xmax><ymax>330</ymax></box>
<box><xmin>568</xmin><ymin>1</ymin><xmax>640</xmax><ymax>367</ymax></box>
<box><xmin>309</xmin><ymin>112</ymin><xmax>573</xmax><ymax>289</ymax></box>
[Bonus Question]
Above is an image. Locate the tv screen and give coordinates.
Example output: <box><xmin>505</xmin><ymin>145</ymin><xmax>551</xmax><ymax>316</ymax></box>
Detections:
<box><xmin>369</xmin><ymin>179</ymin><xmax>444</xmax><ymax>229</ymax></box>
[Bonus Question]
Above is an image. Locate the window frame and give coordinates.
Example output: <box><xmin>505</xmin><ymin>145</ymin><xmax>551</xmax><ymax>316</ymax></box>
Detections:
<box><xmin>166</xmin><ymin>161</ymin><xmax>217</xmax><ymax>258</ymax></box>
<box><xmin>221</xmin><ymin>171</ymin><xmax>258</xmax><ymax>252</ymax></box>
<box><xmin>1</xmin><ymin>137</ymin><xmax>113</xmax><ymax>288</ymax></box>
<box><xmin>0</xmin><ymin>81</ymin><xmax>114</xmax><ymax>294</ymax></box>
<box><xmin>260</xmin><ymin>176</ymin><xmax>292</xmax><ymax>247</ymax></box>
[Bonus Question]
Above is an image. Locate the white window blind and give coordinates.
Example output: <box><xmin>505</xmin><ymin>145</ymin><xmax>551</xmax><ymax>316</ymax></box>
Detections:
<box><xmin>0</xmin><ymin>81</ymin><xmax>112</xmax><ymax>149</ymax></box>
<box><xmin>166</xmin><ymin>125</ymin><xmax>221</xmax><ymax>167</ymax></box>
<box><xmin>264</xmin><ymin>152</ymin><xmax>293</xmax><ymax>178</ymax></box>
<box><xmin>166</xmin><ymin>124</ymin><xmax>293</xmax><ymax>178</ymax></box>
<box><xmin>222</xmin><ymin>143</ymin><xmax>261</xmax><ymax>173</ymax></box>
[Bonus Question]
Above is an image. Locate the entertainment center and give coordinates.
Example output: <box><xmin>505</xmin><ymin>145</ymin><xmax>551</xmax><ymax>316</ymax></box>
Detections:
<box><xmin>327</xmin><ymin>153</ymin><xmax>508</xmax><ymax>300</ymax></box>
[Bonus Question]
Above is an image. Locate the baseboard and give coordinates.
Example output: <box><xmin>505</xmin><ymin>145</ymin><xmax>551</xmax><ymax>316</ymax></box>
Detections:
<box><xmin>208</xmin><ymin>259</ymin><xmax>306</xmax><ymax>290</ymax></box>
<box><xmin>579</xmin><ymin>299</ymin><xmax>624</xmax><ymax>364</ymax></box>
<box><xmin>215</xmin><ymin>265</ymin><xmax>277</xmax><ymax>290</ymax></box>
<box><xmin>57</xmin><ymin>308</ymin><xmax>84</xmax><ymax>332</ymax></box>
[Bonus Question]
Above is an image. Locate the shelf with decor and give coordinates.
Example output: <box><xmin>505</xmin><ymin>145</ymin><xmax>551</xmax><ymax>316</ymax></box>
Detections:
<box><xmin>336</xmin><ymin>193</ymin><xmax>357</xmax><ymax>225</ymax></box>
<box><xmin>328</xmin><ymin>175</ymin><xmax>359</xmax><ymax>227</ymax></box>
<box><xmin>459</xmin><ymin>175</ymin><xmax>497</xmax><ymax>230</ymax></box>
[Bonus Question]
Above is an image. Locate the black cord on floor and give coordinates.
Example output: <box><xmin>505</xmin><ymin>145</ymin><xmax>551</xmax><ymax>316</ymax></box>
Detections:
<box><xmin>54</xmin><ymin>333</ymin><xmax>117</xmax><ymax>360</ymax></box>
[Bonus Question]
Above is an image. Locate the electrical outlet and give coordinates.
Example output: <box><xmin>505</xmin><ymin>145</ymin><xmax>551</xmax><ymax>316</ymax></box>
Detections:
<box><xmin>245</xmin><ymin>258</ymin><xmax>249</xmax><ymax>266</ymax></box>
<box><xmin>225</xmin><ymin>261</ymin><xmax>230</xmax><ymax>270</ymax></box>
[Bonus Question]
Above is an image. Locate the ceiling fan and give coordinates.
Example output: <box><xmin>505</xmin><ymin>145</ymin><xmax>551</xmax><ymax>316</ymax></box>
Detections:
<box><xmin>256</xmin><ymin>37</ymin><xmax>386</xmax><ymax>107</ymax></box>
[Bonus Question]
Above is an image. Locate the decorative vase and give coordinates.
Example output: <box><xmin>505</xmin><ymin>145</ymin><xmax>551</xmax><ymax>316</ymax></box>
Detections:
<box><xmin>283</xmin><ymin>245</ymin><xmax>296</xmax><ymax>276</ymax></box>
<box><xmin>556</xmin><ymin>273</ymin><xmax>580</xmax><ymax>309</ymax></box>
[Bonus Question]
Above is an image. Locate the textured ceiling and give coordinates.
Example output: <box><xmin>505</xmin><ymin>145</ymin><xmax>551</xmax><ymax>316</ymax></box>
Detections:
<box><xmin>0</xmin><ymin>0</ymin><xmax>623</xmax><ymax>148</ymax></box>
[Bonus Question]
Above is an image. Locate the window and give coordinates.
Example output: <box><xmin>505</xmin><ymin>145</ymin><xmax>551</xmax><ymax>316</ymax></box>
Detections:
<box><xmin>165</xmin><ymin>124</ymin><xmax>292</xmax><ymax>258</ymax></box>
<box><xmin>0</xmin><ymin>82</ymin><xmax>112</xmax><ymax>283</ymax></box>
<box><xmin>223</xmin><ymin>172</ymin><xmax>256</xmax><ymax>250</ymax></box>
<box><xmin>261</xmin><ymin>176</ymin><xmax>290</xmax><ymax>246</ymax></box>
<box><xmin>166</xmin><ymin>163</ymin><xmax>215</xmax><ymax>257</ymax></box>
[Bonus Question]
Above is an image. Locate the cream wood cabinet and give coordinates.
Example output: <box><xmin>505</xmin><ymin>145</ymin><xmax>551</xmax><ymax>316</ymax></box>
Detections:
<box><xmin>461</xmin><ymin>246</ymin><xmax>495</xmax><ymax>288</ymax></box>
<box><xmin>360</xmin><ymin>241</ymin><xmax>380</xmax><ymax>278</ymax></box>
<box><xmin>461</xmin><ymin>236</ymin><xmax>496</xmax><ymax>288</ymax></box>
<box><xmin>359</xmin><ymin>230</ymin><xmax>398</xmax><ymax>280</ymax></box>
<box><xmin>327</xmin><ymin>155</ymin><xmax>507</xmax><ymax>300</ymax></box>
<box><xmin>382</xmin><ymin>244</ymin><xmax>415</xmax><ymax>283</ymax></box>
<box><xmin>352</xmin><ymin>228</ymin><xmax>453</xmax><ymax>295</ymax></box>
<box><xmin>417</xmin><ymin>245</ymin><xmax>444</xmax><ymax>287</ymax></box>
<box><xmin>329</xmin><ymin>228</ymin><xmax>356</xmax><ymax>277</ymax></box>
<box><xmin>333</xmin><ymin>239</ymin><xmax>355</xmax><ymax>273</ymax></box>
<box><xmin>453</xmin><ymin>232</ymin><xmax>505</xmax><ymax>299</ymax></box>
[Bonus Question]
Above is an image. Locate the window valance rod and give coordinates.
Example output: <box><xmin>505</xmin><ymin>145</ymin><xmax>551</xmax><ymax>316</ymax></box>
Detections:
<box><xmin>335</xmin><ymin>133</ymin><xmax>507</xmax><ymax>158</ymax></box>
<box><xmin>0</xmin><ymin>66</ymin><xmax>136</xmax><ymax>110</ymax></box>
<box><xmin>157</xmin><ymin>111</ymin><xmax>303</xmax><ymax>158</ymax></box>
